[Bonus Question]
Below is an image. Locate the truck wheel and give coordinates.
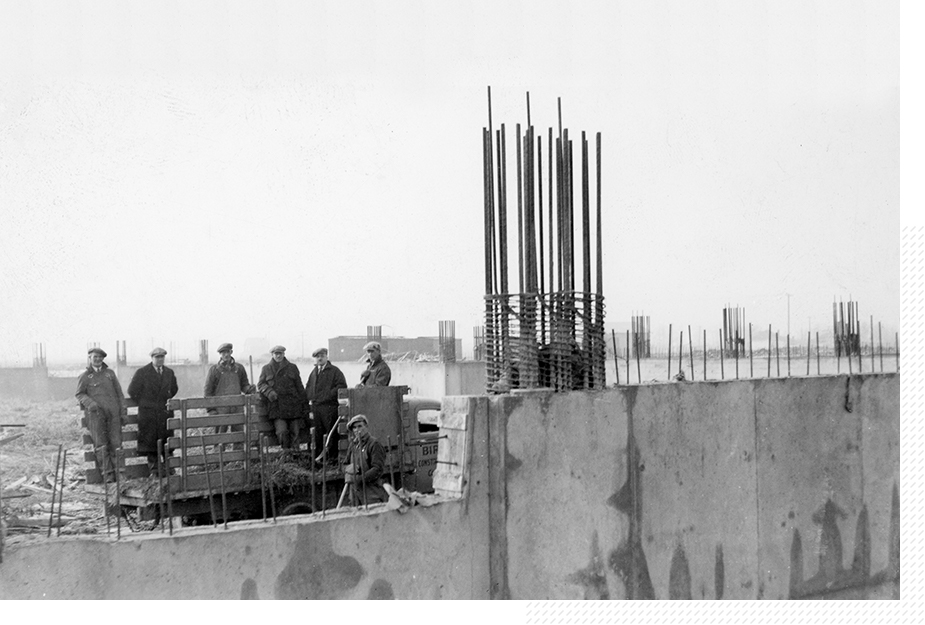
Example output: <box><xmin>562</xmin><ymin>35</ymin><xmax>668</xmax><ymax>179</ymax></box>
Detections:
<box><xmin>280</xmin><ymin>501</ymin><xmax>314</xmax><ymax>516</ymax></box>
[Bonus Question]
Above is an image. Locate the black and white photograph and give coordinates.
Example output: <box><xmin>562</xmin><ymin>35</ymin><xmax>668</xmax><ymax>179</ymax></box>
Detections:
<box><xmin>0</xmin><ymin>0</ymin><xmax>903</xmax><ymax>613</ymax></box>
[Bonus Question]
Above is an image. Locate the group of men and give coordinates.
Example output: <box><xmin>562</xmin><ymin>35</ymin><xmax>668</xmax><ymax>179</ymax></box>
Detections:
<box><xmin>77</xmin><ymin>340</ymin><xmax>393</xmax><ymax>482</ymax></box>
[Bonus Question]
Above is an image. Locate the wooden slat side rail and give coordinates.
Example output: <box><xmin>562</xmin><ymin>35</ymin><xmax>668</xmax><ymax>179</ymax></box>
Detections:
<box><xmin>82</xmin><ymin>431</ymin><xmax>139</xmax><ymax>445</ymax></box>
<box><xmin>166</xmin><ymin>413</ymin><xmax>247</xmax><ymax>429</ymax></box>
<box><xmin>180</xmin><ymin>399</ymin><xmax>189</xmax><ymax>490</ymax></box>
<box><xmin>84</xmin><ymin>449</ymin><xmax>142</xmax><ymax>462</ymax></box>
<box><xmin>180</xmin><ymin>469</ymin><xmax>249</xmax><ymax>492</ymax></box>
<box><xmin>85</xmin><ymin>463</ymin><xmax>150</xmax><ymax>484</ymax></box>
<box><xmin>169</xmin><ymin>395</ymin><xmax>251</xmax><ymax>410</ymax></box>
<box><xmin>168</xmin><ymin>432</ymin><xmax>247</xmax><ymax>450</ymax></box>
<box><xmin>167</xmin><ymin>449</ymin><xmax>256</xmax><ymax>468</ymax></box>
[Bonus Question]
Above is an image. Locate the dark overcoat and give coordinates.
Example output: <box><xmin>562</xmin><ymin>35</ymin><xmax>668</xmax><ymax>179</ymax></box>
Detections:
<box><xmin>258</xmin><ymin>358</ymin><xmax>305</xmax><ymax>421</ymax></box>
<box><xmin>128</xmin><ymin>363</ymin><xmax>179</xmax><ymax>455</ymax></box>
<box><xmin>359</xmin><ymin>358</ymin><xmax>391</xmax><ymax>387</ymax></box>
<box><xmin>306</xmin><ymin>363</ymin><xmax>347</xmax><ymax>421</ymax></box>
<box><xmin>307</xmin><ymin>362</ymin><xmax>348</xmax><ymax>456</ymax></box>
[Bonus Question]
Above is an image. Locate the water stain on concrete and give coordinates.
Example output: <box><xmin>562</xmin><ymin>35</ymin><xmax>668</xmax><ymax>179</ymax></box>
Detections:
<box><xmin>505</xmin><ymin>449</ymin><xmax>523</xmax><ymax>473</ymax></box>
<box><xmin>566</xmin><ymin>531</ymin><xmax>610</xmax><ymax>599</ymax></box>
<box><xmin>668</xmin><ymin>543</ymin><xmax>692</xmax><ymax>599</ymax></box>
<box><xmin>367</xmin><ymin>578</ymin><xmax>395</xmax><ymax>599</ymax></box>
<box><xmin>275</xmin><ymin>524</ymin><xmax>365</xmax><ymax>599</ymax></box>
<box><xmin>241</xmin><ymin>578</ymin><xmax>259</xmax><ymax>600</ymax></box>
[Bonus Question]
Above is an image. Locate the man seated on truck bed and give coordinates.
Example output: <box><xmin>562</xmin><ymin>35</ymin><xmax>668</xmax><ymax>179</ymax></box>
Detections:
<box><xmin>357</xmin><ymin>341</ymin><xmax>391</xmax><ymax>388</ymax></box>
<box><xmin>343</xmin><ymin>414</ymin><xmax>387</xmax><ymax>505</ymax></box>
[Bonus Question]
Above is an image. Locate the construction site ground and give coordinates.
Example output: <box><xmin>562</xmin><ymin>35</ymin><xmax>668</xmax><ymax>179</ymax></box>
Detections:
<box><xmin>0</xmin><ymin>399</ymin><xmax>111</xmax><ymax>547</ymax></box>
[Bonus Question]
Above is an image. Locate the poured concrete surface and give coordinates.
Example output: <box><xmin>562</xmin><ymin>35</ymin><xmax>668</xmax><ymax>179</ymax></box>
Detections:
<box><xmin>0</xmin><ymin>374</ymin><xmax>898</xmax><ymax>599</ymax></box>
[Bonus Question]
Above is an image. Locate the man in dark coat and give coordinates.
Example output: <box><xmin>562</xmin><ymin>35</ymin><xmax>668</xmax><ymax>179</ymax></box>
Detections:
<box><xmin>357</xmin><ymin>341</ymin><xmax>391</xmax><ymax>388</ymax></box>
<box><xmin>128</xmin><ymin>347</ymin><xmax>179</xmax><ymax>473</ymax></box>
<box><xmin>76</xmin><ymin>347</ymin><xmax>126</xmax><ymax>480</ymax></box>
<box><xmin>305</xmin><ymin>347</ymin><xmax>347</xmax><ymax>465</ymax></box>
<box><xmin>342</xmin><ymin>414</ymin><xmax>387</xmax><ymax>505</ymax></box>
<box><xmin>257</xmin><ymin>345</ymin><xmax>305</xmax><ymax>451</ymax></box>
<box><xmin>203</xmin><ymin>342</ymin><xmax>255</xmax><ymax>434</ymax></box>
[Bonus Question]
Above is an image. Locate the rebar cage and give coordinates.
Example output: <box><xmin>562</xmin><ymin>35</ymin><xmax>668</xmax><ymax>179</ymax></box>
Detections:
<box><xmin>485</xmin><ymin>291</ymin><xmax>606</xmax><ymax>392</ymax></box>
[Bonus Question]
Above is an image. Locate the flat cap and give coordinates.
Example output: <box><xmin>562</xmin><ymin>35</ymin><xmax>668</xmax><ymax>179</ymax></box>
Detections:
<box><xmin>363</xmin><ymin>341</ymin><xmax>381</xmax><ymax>352</ymax></box>
<box><xmin>87</xmin><ymin>347</ymin><xmax>107</xmax><ymax>358</ymax></box>
<box><xmin>311</xmin><ymin>347</ymin><xmax>328</xmax><ymax>357</ymax></box>
<box><xmin>270</xmin><ymin>345</ymin><xmax>286</xmax><ymax>354</ymax></box>
<box><xmin>150</xmin><ymin>347</ymin><xmax>167</xmax><ymax>357</ymax></box>
<box><xmin>346</xmin><ymin>414</ymin><xmax>368</xmax><ymax>429</ymax></box>
<box><xmin>217</xmin><ymin>343</ymin><xmax>233</xmax><ymax>353</ymax></box>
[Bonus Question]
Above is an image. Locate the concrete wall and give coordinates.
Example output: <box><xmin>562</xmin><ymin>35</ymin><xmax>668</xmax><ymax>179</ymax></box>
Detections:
<box><xmin>0</xmin><ymin>501</ymin><xmax>490</xmax><ymax>599</ymax></box>
<box><xmin>0</xmin><ymin>366</ymin><xmax>52</xmax><ymax>400</ymax></box>
<box><xmin>0</xmin><ymin>373</ymin><xmax>898</xmax><ymax>600</ymax></box>
<box><xmin>487</xmin><ymin>374</ymin><xmax>899</xmax><ymax>600</ymax></box>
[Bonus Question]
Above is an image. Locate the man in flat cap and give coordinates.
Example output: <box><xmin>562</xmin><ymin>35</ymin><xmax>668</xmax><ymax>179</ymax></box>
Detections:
<box><xmin>342</xmin><ymin>414</ymin><xmax>388</xmax><ymax>505</ymax></box>
<box><xmin>305</xmin><ymin>347</ymin><xmax>347</xmax><ymax>466</ymax></box>
<box><xmin>257</xmin><ymin>346</ymin><xmax>305</xmax><ymax>452</ymax></box>
<box><xmin>76</xmin><ymin>347</ymin><xmax>126</xmax><ymax>481</ymax></box>
<box><xmin>204</xmin><ymin>343</ymin><xmax>255</xmax><ymax>436</ymax></box>
<box><xmin>128</xmin><ymin>347</ymin><xmax>179</xmax><ymax>474</ymax></box>
<box><xmin>357</xmin><ymin>341</ymin><xmax>391</xmax><ymax>388</ymax></box>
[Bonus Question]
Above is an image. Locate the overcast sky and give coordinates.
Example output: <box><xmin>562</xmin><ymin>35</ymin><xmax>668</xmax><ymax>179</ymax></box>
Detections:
<box><xmin>0</xmin><ymin>1</ymin><xmax>899</xmax><ymax>366</ymax></box>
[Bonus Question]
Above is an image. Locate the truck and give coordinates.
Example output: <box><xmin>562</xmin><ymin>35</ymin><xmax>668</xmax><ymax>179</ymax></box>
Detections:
<box><xmin>82</xmin><ymin>385</ymin><xmax>440</xmax><ymax>525</ymax></box>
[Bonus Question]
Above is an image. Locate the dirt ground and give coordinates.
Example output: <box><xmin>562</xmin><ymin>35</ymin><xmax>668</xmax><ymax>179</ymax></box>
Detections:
<box><xmin>0</xmin><ymin>399</ymin><xmax>135</xmax><ymax>549</ymax></box>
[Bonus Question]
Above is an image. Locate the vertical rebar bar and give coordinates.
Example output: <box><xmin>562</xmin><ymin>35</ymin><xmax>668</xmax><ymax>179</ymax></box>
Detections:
<box><xmin>667</xmin><ymin>324</ymin><xmax>673</xmax><ymax>381</ymax></box>
<box><xmin>516</xmin><ymin>123</ymin><xmax>524</xmax><ymax>293</ymax></box>
<box><xmin>767</xmin><ymin>325</ymin><xmax>772</xmax><ymax>377</ymax></box>
<box><xmin>749</xmin><ymin>323</ymin><xmax>754</xmax><ymax>378</ymax></box>
<box><xmin>734</xmin><ymin>328</ymin><xmax>739</xmax><ymax>379</ymax></box>
<box><xmin>258</xmin><ymin>433</ymin><xmax>267</xmax><ymax>522</ymax></box>
<box><xmin>816</xmin><ymin>332</ymin><xmax>821</xmax><ymax>375</ymax></box>
<box><xmin>847</xmin><ymin>331</ymin><xmax>853</xmax><ymax>375</ymax></box>
<box><xmin>267</xmin><ymin>436</ymin><xmax>277</xmax><ymax>522</ymax></box>
<box><xmin>719</xmin><ymin>329</ymin><xmax>725</xmax><ymax>379</ymax></box>
<box><xmin>321</xmin><ymin>441</ymin><xmax>327</xmax><ymax>518</ymax></box>
<box><xmin>895</xmin><ymin>332</ymin><xmax>900</xmax><ymax>371</ymax></box>
<box><xmin>217</xmin><ymin>444</ymin><xmax>228</xmax><ymax>529</ymax></box>
<box><xmin>56</xmin><ymin>450</ymin><xmax>67</xmax><ymax>537</ymax></box>
<box><xmin>678</xmin><ymin>330</ymin><xmax>684</xmax><ymax>378</ymax></box>
<box><xmin>612</xmin><ymin>329</ymin><xmax>620</xmax><ymax>386</ymax></box>
<box><xmin>635</xmin><ymin>331</ymin><xmax>642</xmax><ymax>384</ymax></box>
<box><xmin>548</xmin><ymin>127</ymin><xmax>554</xmax><ymax>294</ymax></box>
<box><xmin>165</xmin><ymin>452</ymin><xmax>174</xmax><ymax>535</ymax></box>
<box><xmin>157</xmin><ymin>440</ymin><xmax>165</xmax><ymax>532</ymax></box>
<box><xmin>101</xmin><ymin>448</ymin><xmax>110</xmax><ymax>536</ymax></box>
<box><xmin>879</xmin><ymin>322</ymin><xmax>884</xmax><ymax>372</ymax></box>
<box><xmin>48</xmin><ymin>444</ymin><xmax>62</xmax><ymax>537</ymax></box>
<box><xmin>703</xmin><ymin>329</ymin><xmax>707</xmax><ymax>380</ymax></box>
<box><xmin>310</xmin><ymin>427</ymin><xmax>316</xmax><ymax>514</ymax></box>
<box><xmin>113</xmin><ymin>448</ymin><xmax>122</xmax><ymax>540</ymax></box>
<box><xmin>538</xmin><ymin>136</ymin><xmax>545</xmax><ymax>344</ymax></box>
<box><xmin>857</xmin><ymin>313</ymin><xmax>863</xmax><ymax>374</ymax></box>
<box><xmin>688</xmin><ymin>325</ymin><xmax>694</xmax><ymax>381</ymax></box>
<box><xmin>626</xmin><ymin>330</ymin><xmax>630</xmax><ymax>384</ymax></box>
<box><xmin>776</xmin><ymin>332</ymin><xmax>780</xmax><ymax>377</ymax></box>
<box><xmin>387</xmin><ymin>435</ymin><xmax>396</xmax><ymax>490</ymax></box>
<box><xmin>488</xmin><ymin>88</ymin><xmax>497</xmax><ymax>296</ymax></box>
<box><xmin>785</xmin><ymin>334</ymin><xmax>790</xmax><ymax>376</ymax></box>
<box><xmin>201</xmin><ymin>436</ymin><xmax>217</xmax><ymax>528</ymax></box>
<box><xmin>870</xmin><ymin>316</ymin><xmax>875</xmax><ymax>372</ymax></box>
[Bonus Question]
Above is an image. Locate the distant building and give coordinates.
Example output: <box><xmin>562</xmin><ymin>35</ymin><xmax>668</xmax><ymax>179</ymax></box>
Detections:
<box><xmin>328</xmin><ymin>336</ymin><xmax>464</xmax><ymax>361</ymax></box>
